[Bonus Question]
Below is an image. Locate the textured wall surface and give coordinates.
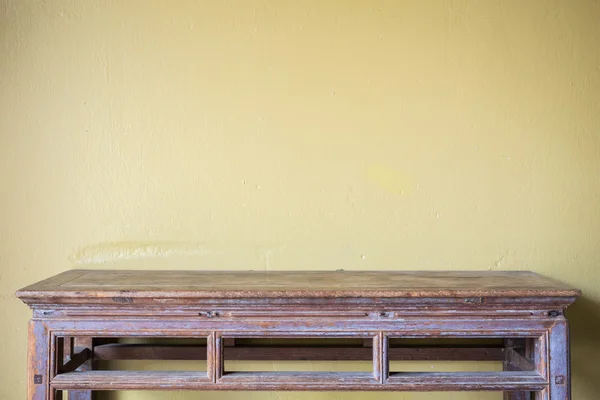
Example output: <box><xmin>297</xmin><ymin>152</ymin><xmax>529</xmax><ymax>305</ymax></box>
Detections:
<box><xmin>2</xmin><ymin>1</ymin><xmax>600</xmax><ymax>399</ymax></box>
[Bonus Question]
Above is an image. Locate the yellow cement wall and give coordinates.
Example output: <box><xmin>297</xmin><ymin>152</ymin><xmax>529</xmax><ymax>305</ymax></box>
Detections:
<box><xmin>1</xmin><ymin>1</ymin><xmax>599</xmax><ymax>399</ymax></box>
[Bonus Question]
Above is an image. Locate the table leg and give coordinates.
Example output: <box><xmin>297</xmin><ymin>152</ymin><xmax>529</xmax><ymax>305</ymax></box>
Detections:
<box><xmin>535</xmin><ymin>319</ymin><xmax>571</xmax><ymax>399</ymax></box>
<box><xmin>28</xmin><ymin>320</ymin><xmax>56</xmax><ymax>400</ymax></box>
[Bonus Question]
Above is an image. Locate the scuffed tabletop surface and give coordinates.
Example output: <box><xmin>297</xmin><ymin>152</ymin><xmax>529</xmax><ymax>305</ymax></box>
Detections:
<box><xmin>16</xmin><ymin>270</ymin><xmax>581</xmax><ymax>299</ymax></box>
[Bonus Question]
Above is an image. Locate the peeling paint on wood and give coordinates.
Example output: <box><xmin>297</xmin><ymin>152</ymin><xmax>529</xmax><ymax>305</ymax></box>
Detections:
<box><xmin>17</xmin><ymin>270</ymin><xmax>579</xmax><ymax>397</ymax></box>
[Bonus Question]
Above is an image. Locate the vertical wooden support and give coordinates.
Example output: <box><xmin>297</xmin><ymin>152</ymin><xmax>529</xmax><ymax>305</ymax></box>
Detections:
<box><xmin>68</xmin><ymin>337</ymin><xmax>93</xmax><ymax>400</ymax></box>
<box><xmin>63</xmin><ymin>337</ymin><xmax>73</xmax><ymax>360</ymax></box>
<box><xmin>49</xmin><ymin>334</ymin><xmax>64</xmax><ymax>400</ymax></box>
<box><xmin>372</xmin><ymin>333</ymin><xmax>387</xmax><ymax>383</ymax></box>
<box><xmin>534</xmin><ymin>330</ymin><xmax>549</xmax><ymax>400</ymax></box>
<box><xmin>55</xmin><ymin>337</ymin><xmax>64</xmax><ymax>376</ymax></box>
<box><xmin>28</xmin><ymin>320</ymin><xmax>52</xmax><ymax>400</ymax></box>
<box><xmin>210</xmin><ymin>333</ymin><xmax>224</xmax><ymax>382</ymax></box>
<box><xmin>207</xmin><ymin>333</ymin><xmax>215</xmax><ymax>382</ymax></box>
<box><xmin>535</xmin><ymin>319</ymin><xmax>571</xmax><ymax>399</ymax></box>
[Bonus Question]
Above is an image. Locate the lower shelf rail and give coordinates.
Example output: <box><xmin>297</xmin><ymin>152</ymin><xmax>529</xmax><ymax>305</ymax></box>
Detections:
<box><xmin>51</xmin><ymin>370</ymin><xmax>548</xmax><ymax>392</ymax></box>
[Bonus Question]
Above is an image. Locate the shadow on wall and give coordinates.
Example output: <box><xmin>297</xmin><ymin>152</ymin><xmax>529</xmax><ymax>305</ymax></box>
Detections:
<box><xmin>567</xmin><ymin>296</ymin><xmax>600</xmax><ymax>397</ymax></box>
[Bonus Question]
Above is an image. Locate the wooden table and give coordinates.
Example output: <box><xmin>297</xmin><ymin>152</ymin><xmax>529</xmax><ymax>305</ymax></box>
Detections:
<box><xmin>17</xmin><ymin>270</ymin><xmax>580</xmax><ymax>399</ymax></box>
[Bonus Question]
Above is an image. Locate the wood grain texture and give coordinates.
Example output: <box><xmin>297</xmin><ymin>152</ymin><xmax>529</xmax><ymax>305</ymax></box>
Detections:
<box><xmin>16</xmin><ymin>270</ymin><xmax>581</xmax><ymax>305</ymax></box>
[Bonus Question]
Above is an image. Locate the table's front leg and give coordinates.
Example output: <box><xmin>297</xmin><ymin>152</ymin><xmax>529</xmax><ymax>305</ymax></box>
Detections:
<box><xmin>536</xmin><ymin>319</ymin><xmax>571</xmax><ymax>400</ymax></box>
<box><xmin>28</xmin><ymin>320</ymin><xmax>58</xmax><ymax>400</ymax></box>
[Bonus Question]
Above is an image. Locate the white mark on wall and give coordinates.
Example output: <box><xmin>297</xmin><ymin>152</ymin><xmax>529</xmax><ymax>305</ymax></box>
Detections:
<box><xmin>70</xmin><ymin>241</ymin><xmax>210</xmax><ymax>265</ymax></box>
<box><xmin>256</xmin><ymin>245</ymin><xmax>286</xmax><ymax>270</ymax></box>
<box><xmin>491</xmin><ymin>251</ymin><xmax>509</xmax><ymax>270</ymax></box>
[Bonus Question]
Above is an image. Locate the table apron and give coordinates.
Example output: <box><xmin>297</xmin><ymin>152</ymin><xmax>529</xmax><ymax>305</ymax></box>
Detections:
<box><xmin>40</xmin><ymin>317</ymin><xmax>559</xmax><ymax>337</ymax></box>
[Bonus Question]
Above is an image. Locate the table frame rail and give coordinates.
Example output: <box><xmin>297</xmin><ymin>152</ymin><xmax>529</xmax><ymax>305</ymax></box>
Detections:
<box><xmin>27</xmin><ymin>316</ymin><xmax>571</xmax><ymax>399</ymax></box>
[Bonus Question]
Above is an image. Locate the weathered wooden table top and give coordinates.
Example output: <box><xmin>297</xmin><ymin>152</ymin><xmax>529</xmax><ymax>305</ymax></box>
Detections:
<box><xmin>17</xmin><ymin>269</ymin><xmax>580</xmax><ymax>300</ymax></box>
